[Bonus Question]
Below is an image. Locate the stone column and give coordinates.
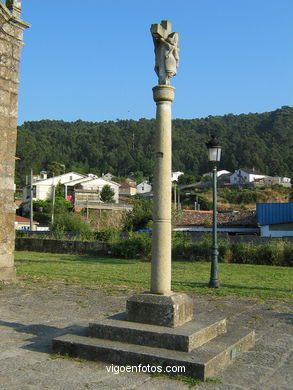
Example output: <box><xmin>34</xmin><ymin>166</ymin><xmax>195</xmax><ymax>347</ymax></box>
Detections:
<box><xmin>151</xmin><ymin>85</ymin><xmax>174</xmax><ymax>294</ymax></box>
<box><xmin>126</xmin><ymin>20</ymin><xmax>193</xmax><ymax>328</ymax></box>
<box><xmin>0</xmin><ymin>2</ymin><xmax>29</xmax><ymax>282</ymax></box>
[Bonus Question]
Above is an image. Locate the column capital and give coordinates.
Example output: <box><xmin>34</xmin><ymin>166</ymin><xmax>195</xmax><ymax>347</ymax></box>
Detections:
<box><xmin>153</xmin><ymin>85</ymin><xmax>175</xmax><ymax>103</ymax></box>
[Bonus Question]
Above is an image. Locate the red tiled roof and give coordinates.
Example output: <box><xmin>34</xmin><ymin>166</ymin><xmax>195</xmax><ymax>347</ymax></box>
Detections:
<box><xmin>15</xmin><ymin>215</ymin><xmax>39</xmax><ymax>224</ymax></box>
<box><xmin>120</xmin><ymin>182</ymin><xmax>136</xmax><ymax>188</ymax></box>
<box><xmin>119</xmin><ymin>196</ymin><xmax>132</xmax><ymax>202</ymax></box>
<box><xmin>182</xmin><ymin>209</ymin><xmax>212</xmax><ymax>213</ymax></box>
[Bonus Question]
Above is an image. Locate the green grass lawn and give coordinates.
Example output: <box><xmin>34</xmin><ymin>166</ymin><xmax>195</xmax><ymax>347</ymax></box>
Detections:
<box><xmin>14</xmin><ymin>251</ymin><xmax>293</xmax><ymax>300</ymax></box>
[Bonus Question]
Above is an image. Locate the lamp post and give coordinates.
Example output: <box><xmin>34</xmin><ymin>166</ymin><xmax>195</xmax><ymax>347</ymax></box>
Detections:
<box><xmin>206</xmin><ymin>135</ymin><xmax>222</xmax><ymax>288</ymax></box>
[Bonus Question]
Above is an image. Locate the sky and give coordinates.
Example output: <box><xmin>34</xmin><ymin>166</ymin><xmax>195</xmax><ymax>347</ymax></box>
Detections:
<box><xmin>17</xmin><ymin>0</ymin><xmax>293</xmax><ymax>124</ymax></box>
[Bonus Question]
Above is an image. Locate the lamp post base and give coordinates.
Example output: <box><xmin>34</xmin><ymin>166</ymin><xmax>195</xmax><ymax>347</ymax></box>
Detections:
<box><xmin>208</xmin><ymin>279</ymin><xmax>220</xmax><ymax>288</ymax></box>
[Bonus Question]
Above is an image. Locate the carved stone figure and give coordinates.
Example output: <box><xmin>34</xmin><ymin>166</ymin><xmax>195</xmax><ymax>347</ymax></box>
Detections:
<box><xmin>6</xmin><ymin>0</ymin><xmax>22</xmax><ymax>17</ymax></box>
<box><xmin>151</xmin><ymin>20</ymin><xmax>179</xmax><ymax>85</ymax></box>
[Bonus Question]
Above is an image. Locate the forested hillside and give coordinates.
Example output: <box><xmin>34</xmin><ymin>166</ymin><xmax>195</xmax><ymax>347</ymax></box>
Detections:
<box><xmin>16</xmin><ymin>106</ymin><xmax>293</xmax><ymax>185</ymax></box>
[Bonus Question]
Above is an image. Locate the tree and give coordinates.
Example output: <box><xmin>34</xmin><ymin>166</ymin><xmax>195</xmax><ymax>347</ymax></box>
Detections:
<box><xmin>47</xmin><ymin>162</ymin><xmax>65</xmax><ymax>176</ymax></box>
<box><xmin>123</xmin><ymin>199</ymin><xmax>153</xmax><ymax>231</ymax></box>
<box><xmin>100</xmin><ymin>185</ymin><xmax>115</xmax><ymax>203</ymax></box>
<box><xmin>55</xmin><ymin>182</ymin><xmax>64</xmax><ymax>197</ymax></box>
<box><xmin>16</xmin><ymin>107</ymin><xmax>293</xmax><ymax>184</ymax></box>
<box><xmin>177</xmin><ymin>173</ymin><xmax>201</xmax><ymax>185</ymax></box>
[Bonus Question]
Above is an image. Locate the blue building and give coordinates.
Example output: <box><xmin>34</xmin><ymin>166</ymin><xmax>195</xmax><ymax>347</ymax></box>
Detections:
<box><xmin>256</xmin><ymin>203</ymin><xmax>293</xmax><ymax>237</ymax></box>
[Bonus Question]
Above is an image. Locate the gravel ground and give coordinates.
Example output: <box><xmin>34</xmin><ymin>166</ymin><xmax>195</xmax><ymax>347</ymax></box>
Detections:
<box><xmin>0</xmin><ymin>280</ymin><xmax>292</xmax><ymax>390</ymax></box>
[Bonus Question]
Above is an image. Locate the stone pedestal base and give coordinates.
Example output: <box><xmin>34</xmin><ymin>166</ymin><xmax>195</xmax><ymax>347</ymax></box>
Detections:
<box><xmin>53</xmin><ymin>313</ymin><xmax>255</xmax><ymax>380</ymax></box>
<box><xmin>0</xmin><ymin>266</ymin><xmax>17</xmax><ymax>283</ymax></box>
<box><xmin>126</xmin><ymin>292</ymin><xmax>193</xmax><ymax>328</ymax></box>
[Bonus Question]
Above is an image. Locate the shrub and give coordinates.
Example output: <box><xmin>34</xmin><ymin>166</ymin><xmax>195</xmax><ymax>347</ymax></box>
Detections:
<box><xmin>15</xmin><ymin>230</ymin><xmax>30</xmax><ymax>238</ymax></box>
<box><xmin>172</xmin><ymin>233</ymin><xmax>231</xmax><ymax>262</ymax></box>
<box><xmin>230</xmin><ymin>241</ymin><xmax>292</xmax><ymax>266</ymax></box>
<box><xmin>122</xmin><ymin>199</ymin><xmax>153</xmax><ymax>231</ymax></box>
<box><xmin>172</xmin><ymin>231</ymin><xmax>191</xmax><ymax>247</ymax></box>
<box><xmin>222</xmin><ymin>189</ymin><xmax>259</xmax><ymax>204</ymax></box>
<box><xmin>218</xmin><ymin>241</ymin><xmax>232</xmax><ymax>263</ymax></box>
<box><xmin>283</xmin><ymin>241</ymin><xmax>293</xmax><ymax>266</ymax></box>
<box><xmin>52</xmin><ymin>213</ymin><xmax>93</xmax><ymax>237</ymax></box>
<box><xmin>254</xmin><ymin>242</ymin><xmax>284</xmax><ymax>266</ymax></box>
<box><xmin>95</xmin><ymin>228</ymin><xmax>121</xmax><ymax>243</ymax></box>
<box><xmin>52</xmin><ymin>225</ymin><xmax>66</xmax><ymax>240</ymax></box>
<box><xmin>112</xmin><ymin>232</ymin><xmax>151</xmax><ymax>259</ymax></box>
<box><xmin>172</xmin><ymin>234</ymin><xmax>210</xmax><ymax>262</ymax></box>
<box><xmin>231</xmin><ymin>243</ymin><xmax>257</xmax><ymax>264</ymax></box>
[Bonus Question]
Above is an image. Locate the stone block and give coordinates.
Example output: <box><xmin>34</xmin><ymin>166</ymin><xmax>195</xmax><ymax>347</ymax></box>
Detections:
<box><xmin>0</xmin><ymin>265</ymin><xmax>16</xmax><ymax>282</ymax></box>
<box><xmin>89</xmin><ymin>312</ymin><xmax>226</xmax><ymax>352</ymax></box>
<box><xmin>0</xmin><ymin>88</ymin><xmax>10</xmax><ymax>104</ymax></box>
<box><xmin>0</xmin><ymin>39</ymin><xmax>12</xmax><ymax>56</ymax></box>
<box><xmin>12</xmin><ymin>45</ymin><xmax>21</xmax><ymax>60</ymax></box>
<box><xmin>0</xmin><ymin>67</ymin><xmax>12</xmax><ymax>81</ymax></box>
<box><xmin>0</xmin><ymin>253</ymin><xmax>15</xmax><ymax>268</ymax></box>
<box><xmin>0</xmin><ymin>176</ymin><xmax>15</xmax><ymax>190</ymax></box>
<box><xmin>0</xmin><ymin>138</ymin><xmax>16</xmax><ymax>151</ymax></box>
<box><xmin>53</xmin><ymin>327</ymin><xmax>255</xmax><ymax>380</ymax></box>
<box><xmin>126</xmin><ymin>292</ymin><xmax>193</xmax><ymax>328</ymax></box>
<box><xmin>0</xmin><ymin>162</ymin><xmax>15</xmax><ymax>177</ymax></box>
<box><xmin>0</xmin><ymin>104</ymin><xmax>9</xmax><ymax>116</ymax></box>
<box><xmin>0</xmin><ymin>113</ymin><xmax>11</xmax><ymax>127</ymax></box>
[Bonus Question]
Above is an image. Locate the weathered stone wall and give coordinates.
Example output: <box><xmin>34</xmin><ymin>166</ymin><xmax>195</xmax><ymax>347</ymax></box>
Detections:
<box><xmin>15</xmin><ymin>235</ymin><xmax>293</xmax><ymax>257</ymax></box>
<box><xmin>15</xmin><ymin>238</ymin><xmax>110</xmax><ymax>256</ymax></box>
<box><xmin>188</xmin><ymin>231</ymin><xmax>293</xmax><ymax>245</ymax></box>
<box><xmin>0</xmin><ymin>1</ymin><xmax>28</xmax><ymax>282</ymax></box>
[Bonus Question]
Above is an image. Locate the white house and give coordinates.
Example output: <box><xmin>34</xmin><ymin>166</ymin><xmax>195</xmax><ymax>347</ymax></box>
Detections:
<box><xmin>77</xmin><ymin>177</ymin><xmax>120</xmax><ymax>203</ymax></box>
<box><xmin>203</xmin><ymin>170</ymin><xmax>231</xmax><ymax>178</ymax></box>
<box><xmin>23</xmin><ymin>172</ymin><xmax>87</xmax><ymax>202</ymax></box>
<box><xmin>281</xmin><ymin>177</ymin><xmax>291</xmax><ymax>184</ymax></box>
<box><xmin>137</xmin><ymin>181</ymin><xmax>152</xmax><ymax>194</ymax></box>
<box><xmin>253</xmin><ymin>176</ymin><xmax>292</xmax><ymax>188</ymax></box>
<box><xmin>102</xmin><ymin>172</ymin><xmax>114</xmax><ymax>181</ymax></box>
<box><xmin>230</xmin><ymin>169</ymin><xmax>267</xmax><ymax>185</ymax></box>
<box><xmin>15</xmin><ymin>215</ymin><xmax>39</xmax><ymax>231</ymax></box>
<box><xmin>63</xmin><ymin>174</ymin><xmax>98</xmax><ymax>199</ymax></box>
<box><xmin>171</xmin><ymin>171</ymin><xmax>184</xmax><ymax>182</ymax></box>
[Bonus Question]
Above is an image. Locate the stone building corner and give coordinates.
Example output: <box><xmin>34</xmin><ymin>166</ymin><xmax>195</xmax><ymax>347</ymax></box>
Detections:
<box><xmin>0</xmin><ymin>0</ymin><xmax>29</xmax><ymax>282</ymax></box>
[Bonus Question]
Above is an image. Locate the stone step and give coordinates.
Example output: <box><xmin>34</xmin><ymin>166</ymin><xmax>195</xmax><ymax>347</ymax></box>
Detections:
<box><xmin>52</xmin><ymin>326</ymin><xmax>255</xmax><ymax>380</ymax></box>
<box><xmin>88</xmin><ymin>312</ymin><xmax>227</xmax><ymax>352</ymax></box>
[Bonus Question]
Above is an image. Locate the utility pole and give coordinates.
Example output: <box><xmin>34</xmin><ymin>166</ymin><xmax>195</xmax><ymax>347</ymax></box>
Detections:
<box><xmin>51</xmin><ymin>176</ymin><xmax>55</xmax><ymax>226</ymax></box>
<box><xmin>29</xmin><ymin>168</ymin><xmax>33</xmax><ymax>231</ymax></box>
<box><xmin>174</xmin><ymin>182</ymin><xmax>177</xmax><ymax>209</ymax></box>
<box><xmin>86</xmin><ymin>195</ymin><xmax>89</xmax><ymax>220</ymax></box>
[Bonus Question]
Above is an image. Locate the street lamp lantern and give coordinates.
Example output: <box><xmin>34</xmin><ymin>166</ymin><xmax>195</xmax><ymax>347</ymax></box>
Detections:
<box><xmin>206</xmin><ymin>135</ymin><xmax>222</xmax><ymax>163</ymax></box>
<box><xmin>206</xmin><ymin>135</ymin><xmax>222</xmax><ymax>288</ymax></box>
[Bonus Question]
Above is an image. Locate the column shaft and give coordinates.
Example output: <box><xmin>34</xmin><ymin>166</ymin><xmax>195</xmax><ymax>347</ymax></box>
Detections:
<box><xmin>151</xmin><ymin>85</ymin><xmax>174</xmax><ymax>294</ymax></box>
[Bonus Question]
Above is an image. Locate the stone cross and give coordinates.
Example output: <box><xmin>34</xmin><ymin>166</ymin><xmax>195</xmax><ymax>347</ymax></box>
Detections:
<box><xmin>126</xmin><ymin>20</ymin><xmax>192</xmax><ymax>328</ymax></box>
<box><xmin>150</xmin><ymin>20</ymin><xmax>172</xmax><ymax>40</ymax></box>
<box><xmin>151</xmin><ymin>20</ymin><xmax>179</xmax><ymax>85</ymax></box>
